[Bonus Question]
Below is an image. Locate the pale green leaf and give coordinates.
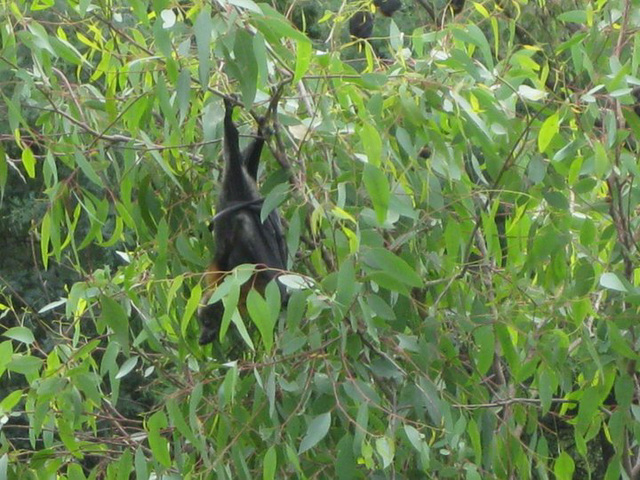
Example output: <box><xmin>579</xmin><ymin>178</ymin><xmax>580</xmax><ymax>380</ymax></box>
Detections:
<box><xmin>299</xmin><ymin>413</ymin><xmax>331</xmax><ymax>454</ymax></box>
<box><xmin>3</xmin><ymin>327</ymin><xmax>35</xmax><ymax>345</ymax></box>
<box><xmin>600</xmin><ymin>272</ymin><xmax>627</xmax><ymax>292</ymax></box>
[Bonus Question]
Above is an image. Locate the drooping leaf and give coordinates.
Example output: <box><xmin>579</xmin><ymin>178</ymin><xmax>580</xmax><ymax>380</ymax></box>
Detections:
<box><xmin>538</xmin><ymin>112</ymin><xmax>560</xmax><ymax>153</ymax></box>
<box><xmin>299</xmin><ymin>413</ymin><xmax>331</xmax><ymax>454</ymax></box>
<box><xmin>147</xmin><ymin>411</ymin><xmax>171</xmax><ymax>468</ymax></box>
<box><xmin>362</xmin><ymin>164</ymin><xmax>390</xmax><ymax>224</ymax></box>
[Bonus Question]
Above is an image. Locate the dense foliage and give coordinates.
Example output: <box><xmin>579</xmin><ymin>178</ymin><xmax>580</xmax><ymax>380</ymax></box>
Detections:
<box><xmin>1</xmin><ymin>0</ymin><xmax>639</xmax><ymax>478</ymax></box>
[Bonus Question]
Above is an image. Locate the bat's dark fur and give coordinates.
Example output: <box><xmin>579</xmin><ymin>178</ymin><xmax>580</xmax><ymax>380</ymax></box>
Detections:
<box><xmin>198</xmin><ymin>100</ymin><xmax>288</xmax><ymax>345</ymax></box>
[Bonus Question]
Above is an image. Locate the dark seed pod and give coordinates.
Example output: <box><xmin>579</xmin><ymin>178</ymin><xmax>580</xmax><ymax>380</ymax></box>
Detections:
<box><xmin>349</xmin><ymin>11</ymin><xmax>374</xmax><ymax>39</ymax></box>
<box><xmin>418</xmin><ymin>146</ymin><xmax>432</xmax><ymax>159</ymax></box>
<box><xmin>374</xmin><ymin>0</ymin><xmax>402</xmax><ymax>17</ymax></box>
<box><xmin>450</xmin><ymin>0</ymin><xmax>465</xmax><ymax>14</ymax></box>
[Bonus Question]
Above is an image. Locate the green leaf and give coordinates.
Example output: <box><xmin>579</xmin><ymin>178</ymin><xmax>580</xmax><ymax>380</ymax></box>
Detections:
<box><xmin>100</xmin><ymin>296</ymin><xmax>130</xmax><ymax>354</ymax></box>
<box><xmin>134</xmin><ymin>448</ymin><xmax>148</xmax><ymax>480</ymax></box>
<box><xmin>518</xmin><ymin>85</ymin><xmax>547</xmax><ymax>101</ymax></box>
<box><xmin>580</xmin><ymin>218</ymin><xmax>596</xmax><ymax>246</ymax></box>
<box><xmin>573</xmin><ymin>259</ymin><xmax>595</xmax><ymax>296</ymax></box>
<box><xmin>358</xmin><ymin>123</ymin><xmax>382</xmax><ymax>167</ymax></box>
<box><xmin>0</xmin><ymin>144</ymin><xmax>7</xmax><ymax>202</ymax></box>
<box><xmin>363</xmin><ymin>248</ymin><xmax>423</xmax><ymax>288</ymax></box>
<box><xmin>537</xmin><ymin>367</ymin><xmax>556</xmax><ymax>415</ymax></box>
<box><xmin>608</xmin><ymin>324</ymin><xmax>637</xmax><ymax>359</ymax></box>
<box><xmin>0</xmin><ymin>390</ymin><xmax>23</xmax><ymax>412</ymax></box>
<box><xmin>473</xmin><ymin>325</ymin><xmax>494</xmax><ymax>375</ymax></box>
<box><xmin>450</xmin><ymin>91</ymin><xmax>492</xmax><ymax>141</ymax></box>
<box><xmin>217</xmin><ymin>280</ymin><xmax>240</xmax><ymax>341</ymax></box>
<box><xmin>40</xmin><ymin>211</ymin><xmax>51</xmax><ymax>268</ymax></box>
<box><xmin>336</xmin><ymin>258</ymin><xmax>356</xmax><ymax>314</ymax></box>
<box><xmin>614</xmin><ymin>374</ymin><xmax>633</xmax><ymax>409</ymax></box>
<box><xmin>147</xmin><ymin>411</ymin><xmax>171</xmax><ymax>468</ymax></box>
<box><xmin>181</xmin><ymin>283</ymin><xmax>201</xmax><ymax>338</ymax></box>
<box><xmin>367</xmin><ymin>294</ymin><xmax>395</xmax><ymax>320</ymax></box>
<box><xmin>166</xmin><ymin>398</ymin><xmax>202</xmax><ymax>451</ymax></box>
<box><xmin>263</xmin><ymin>446</ymin><xmax>277</xmax><ymax>480</ymax></box>
<box><xmin>115</xmin><ymin>356</ymin><xmax>138</xmax><ymax>379</ymax></box>
<box><xmin>0</xmin><ymin>341</ymin><xmax>13</xmax><ymax>378</ymax></box>
<box><xmin>22</xmin><ymin>147</ymin><xmax>36</xmax><ymax>178</ymax></box>
<box><xmin>299</xmin><ymin>413</ymin><xmax>331</xmax><ymax>454</ymax></box>
<box><xmin>0</xmin><ymin>454</ymin><xmax>6</xmax><ymax>480</ymax></box>
<box><xmin>189</xmin><ymin>382</ymin><xmax>203</xmax><ymax>435</ymax></box>
<box><xmin>156</xmin><ymin>75</ymin><xmax>178</xmax><ymax>131</ymax></box>
<box><xmin>143</xmin><ymin>137</ymin><xmax>182</xmax><ymax>190</ymax></box>
<box><xmin>166</xmin><ymin>274</ymin><xmax>184</xmax><ymax>310</ymax></box>
<box><xmin>152</xmin><ymin>17</ymin><xmax>172</xmax><ymax>58</ymax></box>
<box><xmin>253</xmin><ymin>5</ymin><xmax>311</xmax><ymax>45</ymax></box>
<box><xmin>554</xmin><ymin>451</ymin><xmax>575</xmax><ymax>480</ymax></box>
<box><xmin>375</xmin><ymin>437</ymin><xmax>395</xmax><ymax>469</ymax></box>
<box><xmin>253</xmin><ymin>32</ymin><xmax>268</xmax><ymax>86</ymax></box>
<box><xmin>261</xmin><ymin>183</ymin><xmax>288</xmax><ymax>223</ymax></box>
<box><xmin>74</xmin><ymin>150</ymin><xmax>102</xmax><ymax>186</ymax></box>
<box><xmin>194</xmin><ymin>7</ymin><xmax>212</xmax><ymax>87</ymax></box>
<box><xmin>27</xmin><ymin>22</ymin><xmax>55</xmax><ymax>55</ymax></box>
<box><xmin>354</xmin><ymin>403</ymin><xmax>368</xmax><ymax>453</ymax></box>
<box><xmin>58</xmin><ymin>417</ymin><xmax>79</xmax><ymax>453</ymax></box>
<box><xmin>50</xmin><ymin>36</ymin><xmax>87</xmax><ymax>66</ymax></box>
<box><xmin>247</xmin><ymin>289</ymin><xmax>276</xmax><ymax>352</ymax></box>
<box><xmin>264</xmin><ymin>279</ymin><xmax>282</xmax><ymax>321</ymax></box>
<box><xmin>229</xmin><ymin>0</ymin><xmax>262</xmax><ymax>13</ymax></box>
<box><xmin>594</xmin><ymin>141</ymin><xmax>609</xmax><ymax>178</ymax></box>
<box><xmin>404</xmin><ymin>425</ymin><xmax>423</xmax><ymax>451</ymax></box>
<box><xmin>221</xmin><ymin>362</ymin><xmax>239</xmax><ymax>406</ymax></box>
<box><xmin>176</xmin><ymin>68</ymin><xmax>191</xmax><ymax>122</ymax></box>
<box><xmin>115</xmin><ymin>449</ymin><xmax>133</xmax><ymax>480</ymax></box>
<box><xmin>467</xmin><ymin>418</ymin><xmax>482</xmax><ymax>464</ymax></box>
<box><xmin>600</xmin><ymin>272</ymin><xmax>627</xmax><ymax>292</ymax></box>
<box><xmin>363</xmin><ymin>164</ymin><xmax>390</xmax><ymax>224</ymax></box>
<box><xmin>3</xmin><ymin>327</ymin><xmax>35</xmax><ymax>345</ymax></box>
<box><xmin>7</xmin><ymin>354</ymin><xmax>43</xmax><ymax>376</ymax></box>
<box><xmin>557</xmin><ymin>10</ymin><xmax>587</xmax><ymax>23</ymax></box>
<box><xmin>336</xmin><ymin>435</ymin><xmax>357</xmax><ymax>480</ymax></box>
<box><xmin>444</xmin><ymin>219</ymin><xmax>462</xmax><ymax>263</ymax></box>
<box><xmin>543</xmin><ymin>191</ymin><xmax>569</xmax><ymax>210</ymax></box>
<box><xmin>453</xmin><ymin>25</ymin><xmax>493</xmax><ymax>70</ymax></box>
<box><xmin>293</xmin><ymin>38</ymin><xmax>312</xmax><ymax>84</ymax></box>
<box><xmin>233</xmin><ymin>30</ymin><xmax>258</xmax><ymax>106</ymax></box>
<box><xmin>538</xmin><ymin>113</ymin><xmax>560</xmax><ymax>153</ymax></box>
<box><xmin>101</xmin><ymin>341</ymin><xmax>120</xmax><ymax>377</ymax></box>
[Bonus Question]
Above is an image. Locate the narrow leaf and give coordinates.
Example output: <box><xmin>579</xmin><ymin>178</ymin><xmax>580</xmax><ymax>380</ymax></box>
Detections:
<box><xmin>363</xmin><ymin>164</ymin><xmax>390</xmax><ymax>224</ymax></box>
<box><xmin>538</xmin><ymin>113</ymin><xmax>559</xmax><ymax>153</ymax></box>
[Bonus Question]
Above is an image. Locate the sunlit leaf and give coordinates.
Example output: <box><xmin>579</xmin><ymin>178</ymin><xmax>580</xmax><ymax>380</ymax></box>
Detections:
<box><xmin>519</xmin><ymin>85</ymin><xmax>547</xmax><ymax>101</ymax></box>
<box><xmin>115</xmin><ymin>356</ymin><xmax>138</xmax><ymax>379</ymax></box>
<box><xmin>600</xmin><ymin>272</ymin><xmax>627</xmax><ymax>292</ymax></box>
<box><xmin>538</xmin><ymin>112</ymin><xmax>559</xmax><ymax>153</ymax></box>
<box><xmin>3</xmin><ymin>327</ymin><xmax>35</xmax><ymax>345</ymax></box>
<box><xmin>263</xmin><ymin>446</ymin><xmax>277</xmax><ymax>480</ymax></box>
<box><xmin>21</xmin><ymin>147</ymin><xmax>36</xmax><ymax>178</ymax></box>
<box><xmin>554</xmin><ymin>451</ymin><xmax>575</xmax><ymax>480</ymax></box>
